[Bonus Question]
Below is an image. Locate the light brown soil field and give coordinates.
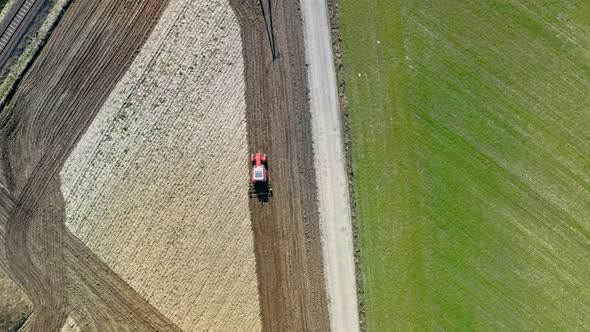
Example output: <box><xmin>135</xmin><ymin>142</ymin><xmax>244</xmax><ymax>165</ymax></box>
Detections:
<box><xmin>229</xmin><ymin>0</ymin><xmax>330</xmax><ymax>330</ymax></box>
<box><xmin>0</xmin><ymin>0</ymin><xmax>184</xmax><ymax>330</ymax></box>
<box><xmin>60</xmin><ymin>0</ymin><xmax>261</xmax><ymax>330</ymax></box>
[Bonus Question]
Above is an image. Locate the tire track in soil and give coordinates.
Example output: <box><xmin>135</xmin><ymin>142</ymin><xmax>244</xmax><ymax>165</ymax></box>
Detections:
<box><xmin>0</xmin><ymin>0</ymin><xmax>183</xmax><ymax>330</ymax></box>
<box><xmin>229</xmin><ymin>1</ymin><xmax>330</xmax><ymax>330</ymax></box>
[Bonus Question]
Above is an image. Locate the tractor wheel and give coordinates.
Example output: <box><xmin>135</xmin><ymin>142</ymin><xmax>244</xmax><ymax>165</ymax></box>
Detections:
<box><xmin>262</xmin><ymin>154</ymin><xmax>267</xmax><ymax>163</ymax></box>
<box><xmin>250</xmin><ymin>154</ymin><xmax>255</xmax><ymax>163</ymax></box>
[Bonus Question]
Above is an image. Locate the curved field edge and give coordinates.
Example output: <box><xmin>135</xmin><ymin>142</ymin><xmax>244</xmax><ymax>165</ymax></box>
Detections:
<box><xmin>339</xmin><ymin>0</ymin><xmax>590</xmax><ymax>330</ymax></box>
<box><xmin>60</xmin><ymin>0</ymin><xmax>261</xmax><ymax>330</ymax></box>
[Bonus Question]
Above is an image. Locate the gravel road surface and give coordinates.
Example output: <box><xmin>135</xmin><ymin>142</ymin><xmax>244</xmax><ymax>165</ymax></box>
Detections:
<box><xmin>300</xmin><ymin>0</ymin><xmax>360</xmax><ymax>330</ymax></box>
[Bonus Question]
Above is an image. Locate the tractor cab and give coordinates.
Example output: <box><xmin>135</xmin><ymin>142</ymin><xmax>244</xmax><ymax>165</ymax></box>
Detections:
<box><xmin>250</xmin><ymin>153</ymin><xmax>268</xmax><ymax>183</ymax></box>
<box><xmin>252</xmin><ymin>166</ymin><xmax>266</xmax><ymax>182</ymax></box>
<box><xmin>249</xmin><ymin>152</ymin><xmax>272</xmax><ymax>200</ymax></box>
<box><xmin>252</xmin><ymin>166</ymin><xmax>267</xmax><ymax>183</ymax></box>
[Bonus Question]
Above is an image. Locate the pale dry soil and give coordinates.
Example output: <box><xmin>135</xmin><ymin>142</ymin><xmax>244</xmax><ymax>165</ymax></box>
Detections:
<box><xmin>60</xmin><ymin>316</ymin><xmax>80</xmax><ymax>332</ymax></box>
<box><xmin>61</xmin><ymin>0</ymin><xmax>260</xmax><ymax>330</ymax></box>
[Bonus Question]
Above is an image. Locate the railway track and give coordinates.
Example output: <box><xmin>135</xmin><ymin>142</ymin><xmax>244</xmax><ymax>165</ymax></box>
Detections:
<box><xmin>0</xmin><ymin>0</ymin><xmax>41</xmax><ymax>63</ymax></box>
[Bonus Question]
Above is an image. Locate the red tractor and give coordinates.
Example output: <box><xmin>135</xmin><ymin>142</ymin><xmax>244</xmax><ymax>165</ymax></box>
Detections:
<box><xmin>249</xmin><ymin>152</ymin><xmax>272</xmax><ymax>199</ymax></box>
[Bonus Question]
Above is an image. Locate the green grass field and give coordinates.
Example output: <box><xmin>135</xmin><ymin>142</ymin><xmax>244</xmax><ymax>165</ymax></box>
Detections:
<box><xmin>339</xmin><ymin>0</ymin><xmax>590</xmax><ymax>330</ymax></box>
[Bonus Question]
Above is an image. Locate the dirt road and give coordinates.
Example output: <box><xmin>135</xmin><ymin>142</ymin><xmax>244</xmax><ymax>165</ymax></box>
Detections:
<box><xmin>0</xmin><ymin>0</ymin><xmax>183</xmax><ymax>330</ymax></box>
<box><xmin>230</xmin><ymin>0</ymin><xmax>330</xmax><ymax>330</ymax></box>
<box><xmin>300</xmin><ymin>0</ymin><xmax>360</xmax><ymax>330</ymax></box>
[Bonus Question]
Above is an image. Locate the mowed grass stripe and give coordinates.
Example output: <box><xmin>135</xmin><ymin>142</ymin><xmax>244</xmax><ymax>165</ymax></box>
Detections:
<box><xmin>340</xmin><ymin>0</ymin><xmax>590</xmax><ymax>330</ymax></box>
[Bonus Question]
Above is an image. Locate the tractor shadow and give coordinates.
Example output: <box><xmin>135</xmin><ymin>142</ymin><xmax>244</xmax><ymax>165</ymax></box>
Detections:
<box><xmin>249</xmin><ymin>183</ymin><xmax>273</xmax><ymax>203</ymax></box>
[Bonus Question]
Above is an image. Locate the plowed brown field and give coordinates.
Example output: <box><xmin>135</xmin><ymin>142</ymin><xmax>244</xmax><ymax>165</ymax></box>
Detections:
<box><xmin>0</xmin><ymin>0</ymin><xmax>181</xmax><ymax>330</ymax></box>
<box><xmin>0</xmin><ymin>0</ymin><xmax>330</xmax><ymax>330</ymax></box>
<box><xmin>230</xmin><ymin>0</ymin><xmax>330</xmax><ymax>330</ymax></box>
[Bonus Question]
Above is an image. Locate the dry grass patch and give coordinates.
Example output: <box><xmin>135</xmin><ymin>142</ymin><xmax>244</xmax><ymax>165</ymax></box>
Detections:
<box><xmin>0</xmin><ymin>271</ymin><xmax>31</xmax><ymax>331</ymax></box>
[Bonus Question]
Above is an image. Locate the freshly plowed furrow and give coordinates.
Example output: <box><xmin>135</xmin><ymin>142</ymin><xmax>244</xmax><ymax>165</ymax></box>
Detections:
<box><xmin>0</xmin><ymin>185</ymin><xmax>11</xmax><ymax>269</ymax></box>
<box><xmin>0</xmin><ymin>0</ymin><xmax>185</xmax><ymax>330</ymax></box>
<box><xmin>22</xmin><ymin>179</ymin><xmax>67</xmax><ymax>331</ymax></box>
<box><xmin>229</xmin><ymin>0</ymin><xmax>330</xmax><ymax>330</ymax></box>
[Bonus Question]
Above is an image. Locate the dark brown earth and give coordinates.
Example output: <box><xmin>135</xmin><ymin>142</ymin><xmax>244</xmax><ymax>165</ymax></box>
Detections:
<box><xmin>230</xmin><ymin>1</ymin><xmax>330</xmax><ymax>331</ymax></box>
<box><xmin>0</xmin><ymin>0</ymin><xmax>183</xmax><ymax>330</ymax></box>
